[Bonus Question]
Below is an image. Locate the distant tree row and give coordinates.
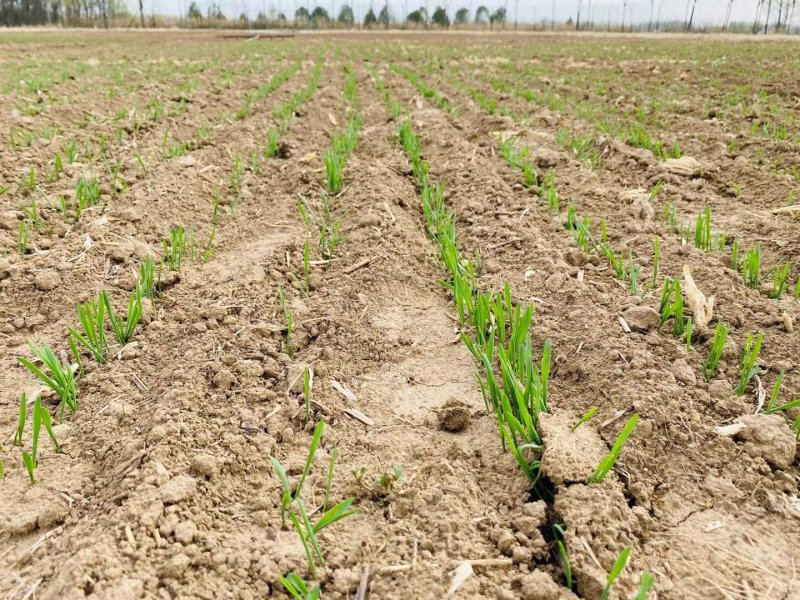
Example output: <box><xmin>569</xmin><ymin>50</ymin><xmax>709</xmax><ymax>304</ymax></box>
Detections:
<box><xmin>0</xmin><ymin>0</ymin><xmax>127</xmax><ymax>26</ymax></box>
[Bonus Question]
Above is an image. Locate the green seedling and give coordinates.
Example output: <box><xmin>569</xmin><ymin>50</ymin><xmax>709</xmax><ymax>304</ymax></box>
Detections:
<box><xmin>138</xmin><ymin>257</ymin><xmax>155</xmax><ymax>299</ymax></box>
<box><xmin>279</xmin><ymin>573</ymin><xmax>321</xmax><ymax>600</ymax></box>
<box><xmin>324</xmin><ymin>444</ymin><xmax>338</xmax><ymax>510</ymax></box>
<box><xmin>302</xmin><ymin>239</ymin><xmax>311</xmax><ymax>293</ymax></box>
<box><xmin>600</xmin><ymin>546</ymin><xmax>632</xmax><ymax>600</ymax></box>
<box><xmin>694</xmin><ymin>206</ymin><xmax>711</xmax><ymax>252</ymax></box>
<box><xmin>741</xmin><ymin>245</ymin><xmax>760</xmax><ymax>289</ymax></box>
<box><xmin>265</xmin><ymin>127</ymin><xmax>280</xmax><ymax>158</ymax></box>
<box><xmin>0</xmin><ymin>459</ymin><xmax>4</xmax><ymax>478</ymax></box>
<box><xmin>22</xmin><ymin>396</ymin><xmax>60</xmax><ymax>484</ymax></box>
<box><xmin>323</xmin><ymin>147</ymin><xmax>345</xmax><ymax>195</ymax></box>
<box><xmin>203</xmin><ymin>194</ymin><xmax>220</xmax><ymax>264</ymax></box>
<box><xmin>14</xmin><ymin>392</ymin><xmax>27</xmax><ymax>446</ymax></box>
<box><xmin>734</xmin><ymin>333</ymin><xmax>763</xmax><ymax>396</ymax></box>
<box><xmin>297</xmin><ymin>194</ymin><xmax>344</xmax><ymax>259</ymax></box>
<box><xmin>658</xmin><ymin>278</ymin><xmax>687</xmax><ymax>337</ymax></box>
<box><xmin>303</xmin><ymin>366</ymin><xmax>313</xmax><ymax>425</ymax></box>
<box><xmin>628</xmin><ymin>251</ymin><xmax>641</xmax><ymax>296</ymax></box>
<box><xmin>647</xmin><ymin>179</ymin><xmax>664</xmax><ymax>201</ymax></box>
<box><xmin>730</xmin><ymin>240</ymin><xmax>740</xmax><ymax>272</ymax></box>
<box><xmin>17</xmin><ymin>342</ymin><xmax>78</xmax><ymax>418</ymax></box>
<box><xmin>588</xmin><ymin>414</ymin><xmax>639</xmax><ymax>484</ymax></box>
<box><xmin>702</xmin><ymin>321</ymin><xmax>729</xmax><ymax>380</ymax></box>
<box><xmin>74</xmin><ymin>176</ymin><xmax>100</xmax><ymax>220</ymax></box>
<box><xmin>69</xmin><ymin>295</ymin><xmax>107</xmax><ymax>363</ymax></box>
<box><xmin>652</xmin><ymin>237</ymin><xmax>659</xmax><ymax>288</ymax></box>
<box><xmin>103</xmin><ymin>290</ymin><xmax>142</xmax><ymax>347</ymax></box>
<box><xmin>764</xmin><ymin>372</ymin><xmax>800</xmax><ymax>413</ymax></box>
<box><xmin>229</xmin><ymin>156</ymin><xmax>245</xmax><ymax>202</ymax></box>
<box><xmin>685</xmin><ymin>317</ymin><xmax>693</xmax><ymax>350</ymax></box>
<box><xmin>552</xmin><ymin>524</ymin><xmax>572</xmax><ymax>589</ymax></box>
<box><xmin>278</xmin><ymin>286</ymin><xmax>293</xmax><ymax>357</ymax></box>
<box><xmin>163</xmin><ymin>225</ymin><xmax>187</xmax><ymax>271</ymax></box>
<box><xmin>570</xmin><ymin>407</ymin><xmax>597</xmax><ymax>432</ymax></box>
<box><xmin>18</xmin><ymin>220</ymin><xmax>29</xmax><ymax>255</ymax></box>
<box><xmin>771</xmin><ymin>261</ymin><xmax>791</xmax><ymax>299</ymax></box>
<box><xmin>634</xmin><ymin>572</ymin><xmax>655</xmax><ymax>599</ymax></box>
<box><xmin>795</xmin><ymin>275</ymin><xmax>800</xmax><ymax>300</ymax></box>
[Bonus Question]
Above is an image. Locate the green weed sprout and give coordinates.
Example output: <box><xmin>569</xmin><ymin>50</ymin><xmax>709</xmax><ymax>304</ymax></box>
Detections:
<box><xmin>103</xmin><ymin>290</ymin><xmax>142</xmax><ymax>347</ymax></box>
<box><xmin>18</xmin><ymin>342</ymin><xmax>77</xmax><ymax>420</ymax></box>
<box><xmin>600</xmin><ymin>546</ymin><xmax>632</xmax><ymax>600</ymax></box>
<box><xmin>570</xmin><ymin>407</ymin><xmax>597</xmax><ymax>432</ymax></box>
<box><xmin>588</xmin><ymin>414</ymin><xmax>638</xmax><ymax>484</ymax></box>
<box><xmin>734</xmin><ymin>333</ymin><xmax>763</xmax><ymax>396</ymax></box>
<box><xmin>702</xmin><ymin>321</ymin><xmax>728</xmax><ymax>381</ymax></box>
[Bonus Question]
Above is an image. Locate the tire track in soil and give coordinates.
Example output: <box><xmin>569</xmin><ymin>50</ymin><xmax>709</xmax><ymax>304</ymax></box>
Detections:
<box><xmin>379</xmin><ymin>63</ymin><xmax>800</xmax><ymax>600</ymax></box>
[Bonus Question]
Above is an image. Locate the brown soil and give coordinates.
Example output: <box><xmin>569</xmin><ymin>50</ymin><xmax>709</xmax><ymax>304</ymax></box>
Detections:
<box><xmin>1</xmin><ymin>30</ymin><xmax>799</xmax><ymax>600</ymax></box>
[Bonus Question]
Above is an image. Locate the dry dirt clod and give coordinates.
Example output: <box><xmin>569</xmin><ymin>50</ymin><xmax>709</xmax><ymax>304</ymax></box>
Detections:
<box><xmin>435</xmin><ymin>398</ymin><xmax>472</xmax><ymax>432</ymax></box>
<box><xmin>622</xmin><ymin>305</ymin><xmax>660</xmax><ymax>331</ymax></box>
<box><xmin>34</xmin><ymin>270</ymin><xmax>61</xmax><ymax>291</ymax></box>
<box><xmin>734</xmin><ymin>414</ymin><xmax>796</xmax><ymax>469</ymax></box>
<box><xmin>160</xmin><ymin>475</ymin><xmax>197</xmax><ymax>505</ymax></box>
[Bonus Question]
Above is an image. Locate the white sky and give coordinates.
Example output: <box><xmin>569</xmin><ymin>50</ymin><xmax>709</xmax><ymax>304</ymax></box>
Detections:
<box><xmin>137</xmin><ymin>0</ymin><xmax>785</xmax><ymax>28</ymax></box>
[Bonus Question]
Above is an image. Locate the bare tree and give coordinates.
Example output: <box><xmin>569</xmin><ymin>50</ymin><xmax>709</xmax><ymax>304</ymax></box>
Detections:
<box><xmin>138</xmin><ymin>0</ymin><xmax>144</xmax><ymax>26</ymax></box>
<box><xmin>723</xmin><ymin>0</ymin><xmax>734</xmax><ymax>30</ymax></box>
<box><xmin>575</xmin><ymin>0</ymin><xmax>581</xmax><ymax>30</ymax></box>
<box><xmin>765</xmin><ymin>0</ymin><xmax>772</xmax><ymax>32</ymax></box>
<box><xmin>686</xmin><ymin>0</ymin><xmax>697</xmax><ymax>31</ymax></box>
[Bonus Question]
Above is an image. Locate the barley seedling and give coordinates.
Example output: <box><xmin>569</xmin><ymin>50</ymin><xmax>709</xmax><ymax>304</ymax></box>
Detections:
<box><xmin>600</xmin><ymin>546</ymin><xmax>632</xmax><ymax>600</ymax></box>
<box><xmin>163</xmin><ymin>225</ymin><xmax>187</xmax><ymax>271</ymax></box>
<box><xmin>734</xmin><ymin>333</ymin><xmax>763</xmax><ymax>396</ymax></box>
<box><xmin>694</xmin><ymin>206</ymin><xmax>711</xmax><ymax>251</ymax></box>
<box><xmin>634</xmin><ymin>572</ymin><xmax>655</xmax><ymax>599</ymax></box>
<box><xmin>730</xmin><ymin>240</ymin><xmax>740</xmax><ymax>271</ymax></box>
<box><xmin>280</xmin><ymin>573</ymin><xmax>320</xmax><ymax>600</ymax></box>
<box><xmin>651</xmin><ymin>237</ymin><xmax>660</xmax><ymax>288</ymax></box>
<box><xmin>203</xmin><ymin>194</ymin><xmax>220</xmax><ymax>264</ymax></box>
<box><xmin>647</xmin><ymin>179</ymin><xmax>664</xmax><ymax>202</ymax></box>
<box><xmin>658</xmin><ymin>278</ymin><xmax>686</xmax><ymax>336</ymax></box>
<box><xmin>323</xmin><ymin>147</ymin><xmax>345</xmax><ymax>195</ymax></box>
<box><xmin>303</xmin><ymin>239</ymin><xmax>311</xmax><ymax>292</ymax></box>
<box><xmin>74</xmin><ymin>176</ymin><xmax>100</xmax><ymax>220</ymax></box>
<box><xmin>702</xmin><ymin>321</ymin><xmax>728</xmax><ymax>380</ymax></box>
<box><xmin>663</xmin><ymin>203</ymin><xmax>677</xmax><ymax>236</ymax></box>
<box><xmin>103</xmin><ymin>290</ymin><xmax>142</xmax><ymax>347</ymax></box>
<box><xmin>278</xmin><ymin>286</ymin><xmax>293</xmax><ymax>357</ymax></box>
<box><xmin>138</xmin><ymin>257</ymin><xmax>155</xmax><ymax>299</ymax></box>
<box><xmin>297</xmin><ymin>194</ymin><xmax>344</xmax><ymax>259</ymax></box>
<box><xmin>0</xmin><ymin>459</ymin><xmax>4</xmax><ymax>478</ymax></box>
<box><xmin>21</xmin><ymin>395</ymin><xmax>61</xmax><ymax>483</ymax></box>
<box><xmin>685</xmin><ymin>317</ymin><xmax>693</xmax><ymax>350</ymax></box>
<box><xmin>303</xmin><ymin>366</ymin><xmax>313</xmax><ymax>425</ymax></box>
<box><xmin>264</xmin><ymin>127</ymin><xmax>280</xmax><ymax>158</ymax></box>
<box><xmin>628</xmin><ymin>251</ymin><xmax>642</xmax><ymax>296</ymax></box>
<box><xmin>229</xmin><ymin>156</ymin><xmax>245</xmax><ymax>203</ymax></box>
<box><xmin>14</xmin><ymin>392</ymin><xmax>27</xmax><ymax>446</ymax></box>
<box><xmin>741</xmin><ymin>245</ymin><xmax>760</xmax><ymax>289</ymax></box>
<box><xmin>588</xmin><ymin>413</ymin><xmax>639</xmax><ymax>484</ymax></box>
<box><xmin>771</xmin><ymin>261</ymin><xmax>791</xmax><ymax>299</ymax></box>
<box><xmin>552</xmin><ymin>524</ymin><xmax>572</xmax><ymax>589</ymax></box>
<box><xmin>570</xmin><ymin>406</ymin><xmax>597</xmax><ymax>432</ymax></box>
<box><xmin>324</xmin><ymin>444</ymin><xmax>338</xmax><ymax>510</ymax></box>
<box><xmin>763</xmin><ymin>372</ymin><xmax>800</xmax><ymax>414</ymax></box>
<box><xmin>795</xmin><ymin>276</ymin><xmax>800</xmax><ymax>300</ymax></box>
<box><xmin>69</xmin><ymin>295</ymin><xmax>107</xmax><ymax>363</ymax></box>
<box><xmin>601</xmin><ymin>220</ymin><xmax>608</xmax><ymax>244</ymax></box>
<box><xmin>17</xmin><ymin>220</ymin><xmax>29</xmax><ymax>255</ymax></box>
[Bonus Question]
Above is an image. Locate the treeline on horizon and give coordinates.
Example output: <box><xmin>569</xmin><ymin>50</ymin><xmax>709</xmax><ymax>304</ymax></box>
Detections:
<box><xmin>0</xmin><ymin>0</ymin><xmax>797</xmax><ymax>34</ymax></box>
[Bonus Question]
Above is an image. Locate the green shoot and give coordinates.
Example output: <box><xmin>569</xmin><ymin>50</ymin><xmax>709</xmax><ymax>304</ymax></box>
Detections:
<box><xmin>265</xmin><ymin>127</ymin><xmax>280</xmax><ymax>158</ymax></box>
<box><xmin>600</xmin><ymin>546</ymin><xmax>632</xmax><ymax>600</ymax></box>
<box><xmin>647</xmin><ymin>179</ymin><xmax>664</xmax><ymax>201</ymax></box>
<box><xmin>734</xmin><ymin>333</ymin><xmax>763</xmax><ymax>396</ymax></box>
<box><xmin>764</xmin><ymin>372</ymin><xmax>791</xmax><ymax>414</ymax></box>
<box><xmin>163</xmin><ymin>225</ymin><xmax>187</xmax><ymax>271</ymax></box>
<box><xmin>652</xmin><ymin>237</ymin><xmax>659</xmax><ymax>288</ymax></box>
<box><xmin>302</xmin><ymin>239</ymin><xmax>311</xmax><ymax>293</ymax></box>
<box><xmin>18</xmin><ymin>342</ymin><xmax>77</xmax><ymax>420</ymax></box>
<box><xmin>731</xmin><ymin>240</ymin><xmax>740</xmax><ymax>272</ymax></box>
<box><xmin>278</xmin><ymin>286</ymin><xmax>293</xmax><ymax>357</ymax></box>
<box><xmin>17</xmin><ymin>220</ymin><xmax>29</xmax><ymax>255</ymax></box>
<box><xmin>702</xmin><ymin>321</ymin><xmax>729</xmax><ymax>381</ymax></box>
<box><xmin>324</xmin><ymin>444</ymin><xmax>338</xmax><ymax>510</ymax></box>
<box><xmin>588</xmin><ymin>414</ymin><xmax>638</xmax><ymax>484</ymax></box>
<box><xmin>741</xmin><ymin>245</ymin><xmax>760</xmax><ymax>289</ymax></box>
<box><xmin>551</xmin><ymin>524</ymin><xmax>572</xmax><ymax>590</ymax></box>
<box><xmin>138</xmin><ymin>257</ymin><xmax>155</xmax><ymax>299</ymax></box>
<box><xmin>795</xmin><ymin>275</ymin><xmax>800</xmax><ymax>300</ymax></box>
<box><xmin>694</xmin><ymin>206</ymin><xmax>711</xmax><ymax>251</ymax></box>
<box><xmin>297</xmin><ymin>194</ymin><xmax>343</xmax><ymax>259</ymax></box>
<box><xmin>103</xmin><ymin>290</ymin><xmax>142</xmax><ymax>347</ymax></box>
<box><xmin>203</xmin><ymin>193</ymin><xmax>220</xmax><ymax>264</ymax></box>
<box><xmin>634</xmin><ymin>572</ymin><xmax>656</xmax><ymax>600</ymax></box>
<box><xmin>685</xmin><ymin>317</ymin><xmax>693</xmax><ymax>350</ymax></box>
<box><xmin>303</xmin><ymin>366</ymin><xmax>313</xmax><ymax>425</ymax></box>
<box><xmin>771</xmin><ymin>261</ymin><xmax>791</xmax><ymax>299</ymax></box>
<box><xmin>279</xmin><ymin>573</ymin><xmax>321</xmax><ymax>600</ymax></box>
<box><xmin>14</xmin><ymin>392</ymin><xmax>27</xmax><ymax>446</ymax></box>
<box><xmin>68</xmin><ymin>295</ymin><xmax>107</xmax><ymax>363</ymax></box>
<box><xmin>658</xmin><ymin>278</ymin><xmax>686</xmax><ymax>336</ymax></box>
<box><xmin>570</xmin><ymin>407</ymin><xmax>597</xmax><ymax>432</ymax></box>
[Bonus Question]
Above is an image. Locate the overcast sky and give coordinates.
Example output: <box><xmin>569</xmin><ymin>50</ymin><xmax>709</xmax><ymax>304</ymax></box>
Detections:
<box><xmin>138</xmin><ymin>0</ymin><xmax>784</xmax><ymax>28</ymax></box>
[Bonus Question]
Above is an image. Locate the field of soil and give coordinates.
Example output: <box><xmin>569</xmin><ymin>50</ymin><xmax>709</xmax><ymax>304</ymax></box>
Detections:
<box><xmin>1</xmin><ymin>29</ymin><xmax>799</xmax><ymax>600</ymax></box>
